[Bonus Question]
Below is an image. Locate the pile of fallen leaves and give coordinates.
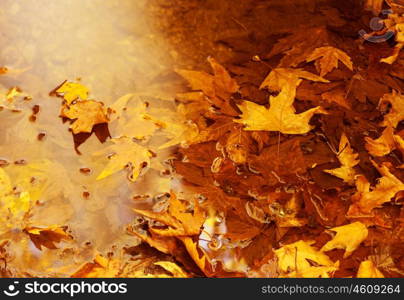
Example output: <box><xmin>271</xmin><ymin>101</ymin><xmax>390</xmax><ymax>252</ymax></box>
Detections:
<box><xmin>0</xmin><ymin>0</ymin><xmax>404</xmax><ymax>278</ymax></box>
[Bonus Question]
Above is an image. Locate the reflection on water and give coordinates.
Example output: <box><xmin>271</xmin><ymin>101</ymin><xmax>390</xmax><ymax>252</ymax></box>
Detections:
<box><xmin>0</xmin><ymin>0</ymin><xmax>172</xmax><ymax>101</ymax></box>
<box><xmin>0</xmin><ymin>0</ymin><xmax>176</xmax><ymax>275</ymax></box>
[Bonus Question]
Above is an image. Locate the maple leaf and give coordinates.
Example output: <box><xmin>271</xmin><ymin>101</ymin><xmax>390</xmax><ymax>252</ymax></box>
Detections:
<box><xmin>357</xmin><ymin>260</ymin><xmax>385</xmax><ymax>278</ymax></box>
<box><xmin>321</xmin><ymin>88</ymin><xmax>350</xmax><ymax>109</ymax></box>
<box><xmin>274</xmin><ymin>240</ymin><xmax>338</xmax><ymax>278</ymax></box>
<box><xmin>23</xmin><ymin>225</ymin><xmax>72</xmax><ymax>250</ymax></box>
<box><xmin>154</xmin><ymin>261</ymin><xmax>189</xmax><ymax>278</ymax></box>
<box><xmin>176</xmin><ymin>57</ymin><xmax>239</xmax><ymax>115</ymax></box>
<box><xmin>224</xmin><ymin>126</ymin><xmax>251</xmax><ymax>164</ymax></box>
<box><xmin>324</xmin><ymin>132</ymin><xmax>359</xmax><ymax>184</ymax></box>
<box><xmin>365</xmin><ymin>126</ymin><xmax>396</xmax><ymax>157</ymax></box>
<box><xmin>134</xmin><ymin>193</ymin><xmax>206</xmax><ymax>236</ymax></box>
<box><xmin>321</xmin><ymin>222</ymin><xmax>368</xmax><ymax>258</ymax></box>
<box><xmin>177</xmin><ymin>237</ymin><xmax>208</xmax><ymax>275</ymax></box>
<box><xmin>260</xmin><ymin>68</ymin><xmax>329</xmax><ymax>92</ymax></box>
<box><xmin>306</xmin><ymin>46</ymin><xmax>353</xmax><ymax>77</ymax></box>
<box><xmin>267</xmin><ymin>27</ymin><xmax>335</xmax><ymax>67</ymax></box>
<box><xmin>235</xmin><ymin>84</ymin><xmax>325</xmax><ymax>134</ymax></box>
<box><xmin>95</xmin><ymin>137</ymin><xmax>152</xmax><ymax>182</ymax></box>
<box><xmin>378</xmin><ymin>91</ymin><xmax>404</xmax><ymax>128</ymax></box>
<box><xmin>348</xmin><ymin>162</ymin><xmax>404</xmax><ymax>215</ymax></box>
<box><xmin>60</xmin><ymin>100</ymin><xmax>109</xmax><ymax>134</ymax></box>
<box><xmin>55</xmin><ymin>81</ymin><xmax>89</xmax><ymax>104</ymax></box>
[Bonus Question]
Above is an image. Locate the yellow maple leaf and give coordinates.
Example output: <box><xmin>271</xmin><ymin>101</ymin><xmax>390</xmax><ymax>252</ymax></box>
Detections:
<box><xmin>60</xmin><ymin>100</ymin><xmax>109</xmax><ymax>134</ymax></box>
<box><xmin>378</xmin><ymin>91</ymin><xmax>404</xmax><ymax>128</ymax></box>
<box><xmin>134</xmin><ymin>193</ymin><xmax>206</xmax><ymax>236</ymax></box>
<box><xmin>56</xmin><ymin>81</ymin><xmax>89</xmax><ymax>104</ymax></box>
<box><xmin>348</xmin><ymin>161</ymin><xmax>404</xmax><ymax>215</ymax></box>
<box><xmin>306</xmin><ymin>46</ymin><xmax>353</xmax><ymax>77</ymax></box>
<box><xmin>235</xmin><ymin>84</ymin><xmax>325</xmax><ymax>134</ymax></box>
<box><xmin>260</xmin><ymin>68</ymin><xmax>329</xmax><ymax>91</ymax></box>
<box><xmin>180</xmin><ymin>236</ymin><xmax>208</xmax><ymax>274</ymax></box>
<box><xmin>365</xmin><ymin>126</ymin><xmax>396</xmax><ymax>156</ymax></box>
<box><xmin>24</xmin><ymin>225</ymin><xmax>72</xmax><ymax>250</ymax></box>
<box><xmin>154</xmin><ymin>261</ymin><xmax>189</xmax><ymax>278</ymax></box>
<box><xmin>357</xmin><ymin>260</ymin><xmax>384</xmax><ymax>278</ymax></box>
<box><xmin>321</xmin><ymin>222</ymin><xmax>368</xmax><ymax>258</ymax></box>
<box><xmin>274</xmin><ymin>240</ymin><xmax>338</xmax><ymax>277</ymax></box>
<box><xmin>95</xmin><ymin>137</ymin><xmax>152</xmax><ymax>182</ymax></box>
<box><xmin>324</xmin><ymin>132</ymin><xmax>359</xmax><ymax>184</ymax></box>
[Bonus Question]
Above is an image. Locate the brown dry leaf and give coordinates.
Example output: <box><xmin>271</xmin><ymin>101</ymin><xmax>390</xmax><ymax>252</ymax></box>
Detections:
<box><xmin>321</xmin><ymin>88</ymin><xmax>350</xmax><ymax>109</ymax></box>
<box><xmin>260</xmin><ymin>68</ymin><xmax>328</xmax><ymax>92</ymax></box>
<box><xmin>364</xmin><ymin>0</ymin><xmax>384</xmax><ymax>15</ymax></box>
<box><xmin>348</xmin><ymin>162</ymin><xmax>404</xmax><ymax>215</ymax></box>
<box><xmin>55</xmin><ymin>81</ymin><xmax>89</xmax><ymax>105</ymax></box>
<box><xmin>24</xmin><ymin>225</ymin><xmax>72</xmax><ymax>250</ymax></box>
<box><xmin>274</xmin><ymin>240</ymin><xmax>338</xmax><ymax>278</ymax></box>
<box><xmin>176</xmin><ymin>57</ymin><xmax>239</xmax><ymax>115</ymax></box>
<box><xmin>267</xmin><ymin>27</ymin><xmax>335</xmax><ymax>68</ymax></box>
<box><xmin>224</xmin><ymin>126</ymin><xmax>251</xmax><ymax>164</ymax></box>
<box><xmin>324</xmin><ymin>133</ymin><xmax>359</xmax><ymax>184</ymax></box>
<box><xmin>235</xmin><ymin>84</ymin><xmax>325</xmax><ymax>134</ymax></box>
<box><xmin>320</xmin><ymin>222</ymin><xmax>368</xmax><ymax>258</ymax></box>
<box><xmin>378</xmin><ymin>91</ymin><xmax>404</xmax><ymax>128</ymax></box>
<box><xmin>109</xmin><ymin>93</ymin><xmax>158</xmax><ymax>140</ymax></box>
<box><xmin>357</xmin><ymin>260</ymin><xmax>385</xmax><ymax>278</ymax></box>
<box><xmin>306</xmin><ymin>46</ymin><xmax>353</xmax><ymax>77</ymax></box>
<box><xmin>365</xmin><ymin>127</ymin><xmax>396</xmax><ymax>157</ymax></box>
<box><xmin>60</xmin><ymin>100</ymin><xmax>109</xmax><ymax>134</ymax></box>
<box><xmin>134</xmin><ymin>193</ymin><xmax>206</xmax><ymax>237</ymax></box>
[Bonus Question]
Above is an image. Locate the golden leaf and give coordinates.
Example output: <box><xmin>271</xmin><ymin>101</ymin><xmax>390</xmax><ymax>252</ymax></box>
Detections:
<box><xmin>306</xmin><ymin>46</ymin><xmax>353</xmax><ymax>77</ymax></box>
<box><xmin>324</xmin><ymin>132</ymin><xmax>359</xmax><ymax>184</ymax></box>
<box><xmin>95</xmin><ymin>137</ymin><xmax>152</xmax><ymax>182</ymax></box>
<box><xmin>274</xmin><ymin>240</ymin><xmax>338</xmax><ymax>277</ymax></box>
<box><xmin>260</xmin><ymin>68</ymin><xmax>329</xmax><ymax>91</ymax></box>
<box><xmin>134</xmin><ymin>193</ymin><xmax>206</xmax><ymax>236</ymax></box>
<box><xmin>365</xmin><ymin>127</ymin><xmax>396</xmax><ymax>157</ymax></box>
<box><xmin>154</xmin><ymin>261</ymin><xmax>189</xmax><ymax>278</ymax></box>
<box><xmin>378</xmin><ymin>91</ymin><xmax>404</xmax><ymax>128</ymax></box>
<box><xmin>348</xmin><ymin>162</ymin><xmax>404</xmax><ymax>215</ymax></box>
<box><xmin>321</xmin><ymin>222</ymin><xmax>368</xmax><ymax>258</ymax></box>
<box><xmin>357</xmin><ymin>260</ymin><xmax>385</xmax><ymax>278</ymax></box>
<box><xmin>235</xmin><ymin>84</ymin><xmax>325</xmax><ymax>134</ymax></box>
<box><xmin>60</xmin><ymin>100</ymin><xmax>109</xmax><ymax>134</ymax></box>
<box><xmin>56</xmin><ymin>81</ymin><xmax>89</xmax><ymax>104</ymax></box>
